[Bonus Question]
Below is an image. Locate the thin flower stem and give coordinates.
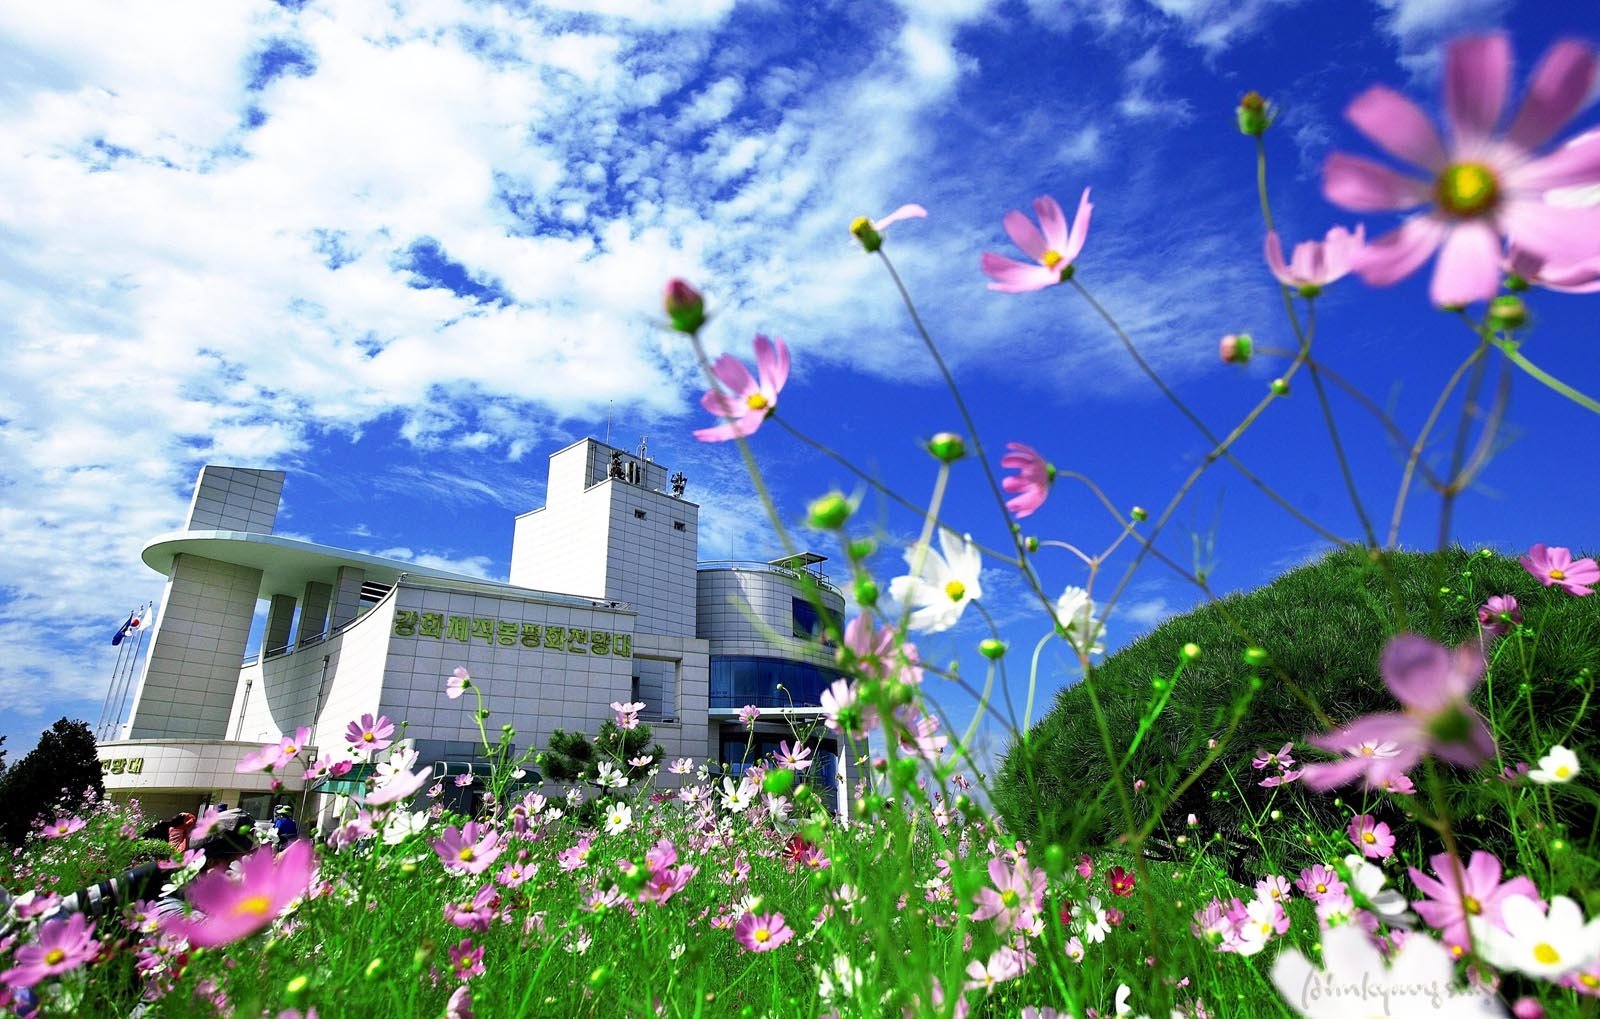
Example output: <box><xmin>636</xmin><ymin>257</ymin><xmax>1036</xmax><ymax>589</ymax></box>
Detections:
<box><xmin>1022</xmin><ymin>630</ymin><xmax>1054</xmax><ymax>736</ymax></box>
<box><xmin>773</xmin><ymin>416</ymin><xmax>1019</xmax><ymax>564</ymax></box>
<box><xmin>1071</xmin><ymin>277</ymin><xmax>1349</xmax><ymax>546</ymax></box>
<box><xmin>1386</xmin><ymin>338</ymin><xmax>1484</xmax><ymax>546</ymax></box>
<box><xmin>1297</xmin><ymin>301</ymin><xmax>1381</xmax><ymax>547</ymax></box>
<box><xmin>1492</xmin><ymin>335</ymin><xmax>1600</xmax><ymax>414</ymax></box>
<box><xmin>1437</xmin><ymin>323</ymin><xmax>1494</xmax><ymax>551</ymax></box>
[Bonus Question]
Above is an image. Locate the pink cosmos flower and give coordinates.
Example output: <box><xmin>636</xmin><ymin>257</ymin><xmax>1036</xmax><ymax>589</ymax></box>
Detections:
<box><xmin>1478</xmin><ymin>594</ymin><xmax>1523</xmax><ymax>636</ymax></box>
<box><xmin>449</xmin><ymin>939</ymin><xmax>486</xmax><ymax>981</ymax></box>
<box><xmin>773</xmin><ymin>741</ymin><xmax>812</xmax><ymax>771</ymax></box>
<box><xmin>1323</xmin><ymin>35</ymin><xmax>1600</xmax><ymax>307</ymax></box>
<box><xmin>1263</xmin><ymin>224</ymin><xmax>1366</xmax><ymax>294</ymax></box>
<box><xmin>162</xmin><ymin>840</ymin><xmax>315</xmax><ymax>948</ymax></box>
<box><xmin>1256</xmin><ymin>875</ymin><xmax>1293</xmax><ymax>904</ymax></box>
<box><xmin>1258</xmin><ymin>769</ymin><xmax>1303</xmax><ymax>789</ymax></box>
<box><xmin>982</xmin><ymin>191</ymin><xmax>1093</xmax><ymax>293</ymax></box>
<box><xmin>270</xmin><ymin>727</ymin><xmax>313</xmax><ymax>770</ymax></box>
<box><xmin>820</xmin><ymin>678</ymin><xmax>877</xmax><ymax>740</ymax></box>
<box><xmin>851</xmin><ymin>204</ymin><xmax>928</xmax><ymax>252</ymax></box>
<box><xmin>40</xmin><ymin>815</ymin><xmax>86</xmax><ymax>840</ymax></box>
<box><xmin>1521</xmin><ymin>543</ymin><xmax>1600</xmax><ymax>596</ymax></box>
<box><xmin>447</xmin><ymin>667</ymin><xmax>472</xmax><ymax>700</ymax></box>
<box><xmin>1296</xmin><ymin>864</ymin><xmax>1347</xmax><ymax>904</ymax></box>
<box><xmin>1409</xmin><ymin>850</ymin><xmax>1542</xmax><ymax>954</ymax></box>
<box><xmin>737</xmin><ymin>704</ymin><xmax>761</xmax><ymax>728</ymax></box>
<box><xmin>0</xmin><ymin>913</ymin><xmax>99</xmax><ymax>989</ymax></box>
<box><xmin>610</xmin><ymin>700</ymin><xmax>645</xmax><ymax>730</ymax></box>
<box><xmin>446</xmin><ymin>985</ymin><xmax>474</xmax><ymax>1019</ymax></box>
<box><xmin>1252</xmin><ymin>742</ymin><xmax>1296</xmax><ymax>770</ymax></box>
<box><xmin>1001</xmin><ymin>442</ymin><xmax>1055</xmax><ymax>518</ymax></box>
<box><xmin>444</xmin><ymin>884</ymin><xmax>501</xmax><ymax>932</ymax></box>
<box><xmin>843</xmin><ymin>615</ymin><xmax>923</xmax><ymax>686</ymax></box>
<box><xmin>733</xmin><ymin>911</ymin><xmax>793</xmax><ymax>952</ymax></box>
<box><xmin>345</xmin><ymin>713</ymin><xmax>396</xmax><ymax>753</ymax></box>
<box><xmin>433</xmin><ymin>822</ymin><xmax>503</xmax><ymax>876</ymax></box>
<box><xmin>693</xmin><ymin>335</ymin><xmax>790</xmax><ymax>443</ymax></box>
<box><xmin>969</xmin><ymin>854</ymin><xmax>1048</xmax><ymax>934</ymax></box>
<box><xmin>362</xmin><ymin>765</ymin><xmax>430</xmax><ymax>807</ymax></box>
<box><xmin>1347</xmin><ymin>814</ymin><xmax>1396</xmax><ymax>859</ymax></box>
<box><xmin>1302</xmin><ymin>634</ymin><xmax>1494</xmax><ymax>790</ymax></box>
<box><xmin>963</xmin><ymin>946</ymin><xmax>1025</xmax><ymax>992</ymax></box>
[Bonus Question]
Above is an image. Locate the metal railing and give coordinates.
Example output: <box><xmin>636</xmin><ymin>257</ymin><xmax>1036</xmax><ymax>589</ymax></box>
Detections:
<box><xmin>696</xmin><ymin>560</ymin><xmax>841</xmax><ymax>598</ymax></box>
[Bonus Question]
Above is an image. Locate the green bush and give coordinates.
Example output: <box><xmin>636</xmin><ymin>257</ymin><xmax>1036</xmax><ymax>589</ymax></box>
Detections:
<box><xmin>991</xmin><ymin>546</ymin><xmax>1600</xmax><ymax>871</ymax></box>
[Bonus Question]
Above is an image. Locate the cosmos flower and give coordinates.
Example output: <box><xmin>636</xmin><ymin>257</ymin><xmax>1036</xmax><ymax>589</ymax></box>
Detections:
<box><xmin>850</xmin><ymin>203</ymin><xmax>928</xmax><ymax>252</ymax></box>
<box><xmin>345</xmin><ymin>713</ymin><xmax>396</xmax><ymax>753</ymax></box>
<box><xmin>447</xmin><ymin>667</ymin><xmax>472</xmax><ymax>700</ymax></box>
<box><xmin>602</xmin><ymin>802</ymin><xmax>633</xmax><ymax>835</ymax></box>
<box><xmin>1001</xmin><ymin>442</ymin><xmax>1055</xmax><ymax>518</ymax></box>
<box><xmin>161</xmin><ymin>841</ymin><xmax>315</xmax><ymax>949</ymax></box>
<box><xmin>1477</xmin><ymin>594</ymin><xmax>1522</xmax><ymax>636</ymax></box>
<box><xmin>1263</xmin><ymin>224</ymin><xmax>1366</xmax><ymax>294</ymax></box>
<box><xmin>842</xmin><ymin>615</ymin><xmax>923</xmax><ymax>685</ymax></box>
<box><xmin>1520</xmin><ymin>543</ymin><xmax>1599</xmax><ymax>596</ymax></box>
<box><xmin>1054</xmin><ymin>587</ymin><xmax>1105</xmax><ymax>657</ymax></box>
<box><xmin>1347</xmin><ymin>814</ymin><xmax>1396</xmax><ymax>860</ymax></box>
<box><xmin>1271</xmin><ymin>924</ymin><xmax>1505</xmax><ymax>1018</ymax></box>
<box><xmin>1409</xmin><ymin>850</ymin><xmax>1541</xmax><ymax>954</ymax></box>
<box><xmin>1473</xmin><ymin>895</ymin><xmax>1600</xmax><ymax>980</ymax></box>
<box><xmin>734</xmin><ymin>911</ymin><xmax>793</xmax><ymax>952</ymax></box>
<box><xmin>0</xmin><ymin>913</ymin><xmax>99</xmax><ymax>989</ymax></box>
<box><xmin>433</xmin><ymin>822</ymin><xmax>503</xmax><ymax>876</ymax></box>
<box><xmin>981</xmin><ymin>190</ymin><xmax>1094</xmax><ymax>293</ymax></box>
<box><xmin>39</xmin><ymin>815</ymin><xmax>86</xmax><ymax>840</ymax></box>
<box><xmin>693</xmin><ymin>335</ymin><xmax>790</xmax><ymax>443</ymax></box>
<box><xmin>1323</xmin><ymin>34</ymin><xmax>1600</xmax><ymax>306</ymax></box>
<box><xmin>888</xmin><ymin>528</ymin><xmax>983</xmax><ymax>634</ymax></box>
<box><xmin>1507</xmin><ymin>248</ymin><xmax>1600</xmax><ymax>292</ymax></box>
<box><xmin>1528</xmin><ymin>745</ymin><xmax>1581</xmax><ymax>784</ymax></box>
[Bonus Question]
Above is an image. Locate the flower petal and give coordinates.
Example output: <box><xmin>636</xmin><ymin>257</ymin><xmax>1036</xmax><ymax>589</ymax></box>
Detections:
<box><xmin>1263</xmin><ymin>231</ymin><xmax>1292</xmax><ymax>285</ymax></box>
<box><xmin>1500</xmin><ymin>199</ymin><xmax>1600</xmax><ymax>265</ymax></box>
<box><xmin>753</xmin><ymin>335</ymin><xmax>789</xmax><ymax>395</ymax></box>
<box><xmin>873</xmin><ymin>203</ymin><xmax>928</xmax><ymax>230</ymax></box>
<box><xmin>1506</xmin><ymin>130</ymin><xmax>1600</xmax><ymax>191</ymax></box>
<box><xmin>1002</xmin><ymin>209</ymin><xmax>1048</xmax><ymax>261</ymax></box>
<box><xmin>1445</xmin><ymin>34</ymin><xmax>1511</xmax><ymax>148</ymax></box>
<box><xmin>1032</xmin><ymin>195</ymin><xmax>1069</xmax><ymax>254</ymax></box>
<box><xmin>981</xmin><ymin>252</ymin><xmax>1059</xmax><ymax>293</ymax></box>
<box><xmin>1322</xmin><ymin>152</ymin><xmax>1429</xmax><ymax>212</ymax></box>
<box><xmin>710</xmin><ymin>352</ymin><xmax>756</xmax><ymax>396</ymax></box>
<box><xmin>1355</xmin><ymin>216</ymin><xmax>1447</xmax><ymax>287</ymax></box>
<box><xmin>1345</xmin><ymin>85</ymin><xmax>1447</xmax><ymax>173</ymax></box>
<box><xmin>1430</xmin><ymin>220</ymin><xmax>1504</xmax><ymax>307</ymax></box>
<box><xmin>1063</xmin><ymin>188</ymin><xmax>1093</xmax><ymax>263</ymax></box>
<box><xmin>1507</xmin><ymin>40</ymin><xmax>1598</xmax><ymax>151</ymax></box>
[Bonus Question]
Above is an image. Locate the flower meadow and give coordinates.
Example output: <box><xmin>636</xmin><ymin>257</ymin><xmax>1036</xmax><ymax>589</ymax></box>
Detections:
<box><xmin>8</xmin><ymin>29</ymin><xmax>1600</xmax><ymax>1019</ymax></box>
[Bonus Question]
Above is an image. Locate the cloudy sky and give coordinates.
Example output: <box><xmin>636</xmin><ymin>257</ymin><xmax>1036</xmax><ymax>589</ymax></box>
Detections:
<box><xmin>3</xmin><ymin>0</ymin><xmax>1599</xmax><ymax>769</ymax></box>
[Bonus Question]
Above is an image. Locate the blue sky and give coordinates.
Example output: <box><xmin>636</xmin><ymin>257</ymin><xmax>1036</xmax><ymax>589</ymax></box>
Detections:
<box><xmin>2</xmin><ymin>0</ymin><xmax>1599</xmax><ymax>774</ymax></box>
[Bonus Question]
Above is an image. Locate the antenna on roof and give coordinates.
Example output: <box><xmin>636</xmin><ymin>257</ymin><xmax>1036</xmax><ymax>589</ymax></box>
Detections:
<box><xmin>605</xmin><ymin>401</ymin><xmax>613</xmax><ymax>446</ymax></box>
<box><xmin>637</xmin><ymin>435</ymin><xmax>649</xmax><ymax>462</ymax></box>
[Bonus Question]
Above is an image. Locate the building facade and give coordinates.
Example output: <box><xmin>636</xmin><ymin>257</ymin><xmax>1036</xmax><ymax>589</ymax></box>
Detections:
<box><xmin>98</xmin><ymin>439</ymin><xmax>849</xmax><ymax>822</ymax></box>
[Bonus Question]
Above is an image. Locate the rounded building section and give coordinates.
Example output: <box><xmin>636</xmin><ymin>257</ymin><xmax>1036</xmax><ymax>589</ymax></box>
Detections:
<box><xmin>696</xmin><ymin>555</ymin><xmax>850</xmax><ymax>805</ymax></box>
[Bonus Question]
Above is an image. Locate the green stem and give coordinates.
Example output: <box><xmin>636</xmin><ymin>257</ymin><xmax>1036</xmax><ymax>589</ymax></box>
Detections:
<box><xmin>1492</xmin><ymin>336</ymin><xmax>1600</xmax><ymax>414</ymax></box>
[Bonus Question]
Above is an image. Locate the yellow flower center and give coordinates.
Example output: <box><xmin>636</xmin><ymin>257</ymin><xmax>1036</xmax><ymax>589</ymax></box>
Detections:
<box><xmin>1549</xmin><ymin>568</ymin><xmax>1567</xmax><ymax>581</ymax></box>
<box><xmin>944</xmin><ymin>580</ymin><xmax>966</xmax><ymax>602</ymax></box>
<box><xmin>459</xmin><ymin>847</ymin><xmax>476</xmax><ymax>862</ymax></box>
<box><xmin>44</xmin><ymin>948</ymin><xmax>66</xmax><ymax>966</ymax></box>
<box><xmin>1581</xmin><ymin>973</ymin><xmax>1600</xmax><ymax>989</ymax></box>
<box><xmin>1358</xmin><ymin>745</ymin><xmax>1374</xmax><ymax>757</ymax></box>
<box><xmin>1556</xmin><ymin>765</ymin><xmax>1572</xmax><ymax>779</ymax></box>
<box><xmin>754</xmin><ymin>927</ymin><xmax>771</xmax><ymax>943</ymax></box>
<box><xmin>1362</xmin><ymin>832</ymin><xmax>1376</xmax><ymax>844</ymax></box>
<box><xmin>1435</xmin><ymin>162</ymin><xmax>1500</xmax><ymax>217</ymax></box>
<box><xmin>1040</xmin><ymin>249</ymin><xmax>1064</xmax><ymax>269</ymax></box>
<box><xmin>1000</xmin><ymin>889</ymin><xmax>1019</xmax><ymax>907</ymax></box>
<box><xmin>363</xmin><ymin>732</ymin><xmax>375</xmax><ymax>742</ymax></box>
<box><xmin>1316</xmin><ymin>883</ymin><xmax>1328</xmax><ymax>894</ymax></box>
<box><xmin>849</xmin><ymin>216</ymin><xmax>871</xmax><ymax>234</ymax></box>
<box><xmin>234</xmin><ymin>895</ymin><xmax>272</xmax><ymax>917</ymax></box>
<box><xmin>1464</xmin><ymin>896</ymin><xmax>1482</xmax><ymax>915</ymax></box>
<box><xmin>1533</xmin><ymin>942</ymin><xmax>1561</xmax><ymax>966</ymax></box>
<box><xmin>746</xmin><ymin>393</ymin><xmax>770</xmax><ymax>411</ymax></box>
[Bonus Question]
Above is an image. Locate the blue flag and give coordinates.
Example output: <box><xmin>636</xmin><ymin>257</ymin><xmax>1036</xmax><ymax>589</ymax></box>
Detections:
<box><xmin>111</xmin><ymin>611</ymin><xmax>136</xmax><ymax>646</ymax></box>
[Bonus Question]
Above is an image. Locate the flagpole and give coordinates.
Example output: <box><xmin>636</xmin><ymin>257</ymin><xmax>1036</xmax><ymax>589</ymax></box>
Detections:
<box><xmin>103</xmin><ymin>601</ymin><xmax>151</xmax><ymax>742</ymax></box>
<box><xmin>96</xmin><ymin>608</ymin><xmax>137</xmax><ymax>739</ymax></box>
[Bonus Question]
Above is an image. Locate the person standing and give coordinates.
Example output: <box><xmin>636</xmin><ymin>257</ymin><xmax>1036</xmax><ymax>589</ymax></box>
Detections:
<box><xmin>271</xmin><ymin>804</ymin><xmax>299</xmax><ymax>848</ymax></box>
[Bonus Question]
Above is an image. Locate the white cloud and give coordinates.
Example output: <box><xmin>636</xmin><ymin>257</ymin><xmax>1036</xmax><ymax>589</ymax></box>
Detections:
<box><xmin>1369</xmin><ymin>0</ymin><xmax>1509</xmax><ymax>70</ymax></box>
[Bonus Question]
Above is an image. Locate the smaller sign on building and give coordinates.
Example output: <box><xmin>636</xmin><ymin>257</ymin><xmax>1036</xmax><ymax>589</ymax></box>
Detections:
<box><xmin>100</xmin><ymin>757</ymin><xmax>144</xmax><ymax>776</ymax></box>
<box><xmin>393</xmin><ymin>612</ymin><xmax>632</xmax><ymax>658</ymax></box>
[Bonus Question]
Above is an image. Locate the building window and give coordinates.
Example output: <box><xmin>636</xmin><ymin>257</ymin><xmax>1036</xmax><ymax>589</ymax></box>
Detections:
<box><xmin>709</xmin><ymin>655</ymin><xmax>845</xmax><ymax>708</ymax></box>
<box><xmin>791</xmin><ymin>597</ymin><xmax>840</xmax><ymax>644</ymax></box>
<box><xmin>673</xmin><ymin>520</ymin><xmax>686</xmax><ymax>531</ymax></box>
<box><xmin>634</xmin><ymin>509</ymin><xmax>647</xmax><ymax>519</ymax></box>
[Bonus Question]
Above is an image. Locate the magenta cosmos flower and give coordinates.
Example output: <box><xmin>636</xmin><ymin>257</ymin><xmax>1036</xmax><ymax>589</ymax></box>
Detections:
<box><xmin>1507</xmin><ymin>247</ymin><xmax>1600</xmax><ymax>293</ymax></box>
<box><xmin>1478</xmin><ymin>593</ymin><xmax>1522</xmax><ymax>636</ymax></box>
<box><xmin>1323</xmin><ymin>34</ymin><xmax>1600</xmax><ymax>306</ymax></box>
<box><xmin>1409</xmin><ymin>850</ymin><xmax>1542</xmax><ymax>954</ymax></box>
<box><xmin>162</xmin><ymin>840</ymin><xmax>315</xmax><ymax>948</ymax></box>
<box><xmin>1000</xmin><ymin>442</ymin><xmax>1055</xmax><ymax>518</ymax></box>
<box><xmin>40</xmin><ymin>815</ymin><xmax>86</xmax><ymax>839</ymax></box>
<box><xmin>1521</xmin><ymin>543</ymin><xmax>1600</xmax><ymax>596</ymax></box>
<box><xmin>1302</xmin><ymin>634</ymin><xmax>1494</xmax><ymax>790</ymax></box>
<box><xmin>0</xmin><ymin>913</ymin><xmax>99</xmax><ymax>989</ymax></box>
<box><xmin>969</xmin><ymin>853</ymin><xmax>1048</xmax><ymax>933</ymax></box>
<box><xmin>734</xmin><ymin>911</ymin><xmax>793</xmax><ymax>952</ymax></box>
<box><xmin>1347</xmin><ymin>814</ymin><xmax>1396</xmax><ymax>860</ymax></box>
<box><xmin>345</xmin><ymin>713</ymin><xmax>396</xmax><ymax>753</ymax></box>
<box><xmin>693</xmin><ymin>335</ymin><xmax>789</xmax><ymax>443</ymax></box>
<box><xmin>1263</xmin><ymin>224</ymin><xmax>1365</xmax><ymax>295</ymax></box>
<box><xmin>433</xmin><ymin>822</ymin><xmax>503</xmax><ymax>876</ymax></box>
<box><xmin>981</xmin><ymin>190</ymin><xmax>1093</xmax><ymax>293</ymax></box>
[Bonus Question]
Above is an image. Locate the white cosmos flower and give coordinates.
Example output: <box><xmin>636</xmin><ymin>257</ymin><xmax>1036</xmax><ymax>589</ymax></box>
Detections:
<box><xmin>720</xmin><ymin>776</ymin><xmax>755</xmax><ymax>813</ymax></box>
<box><xmin>888</xmin><ymin>528</ymin><xmax>982</xmax><ymax>633</ymax></box>
<box><xmin>596</xmin><ymin>761</ymin><xmax>629</xmax><ymax>789</ymax></box>
<box><xmin>1341</xmin><ymin>854</ymin><xmax>1414</xmax><ymax>924</ymax></box>
<box><xmin>1055</xmin><ymin>586</ymin><xmax>1105</xmax><ymax>656</ymax></box>
<box><xmin>602</xmin><ymin>802</ymin><xmax>632</xmax><ymax>835</ymax></box>
<box><xmin>1472</xmin><ymin>894</ymin><xmax>1600</xmax><ymax>980</ymax></box>
<box><xmin>382</xmin><ymin>809</ymin><xmax>431</xmax><ymax>845</ymax></box>
<box><xmin>1272</xmin><ymin>924</ymin><xmax>1506</xmax><ymax>1017</ymax></box>
<box><xmin>1528</xmin><ymin>745</ymin><xmax>1581</xmax><ymax>784</ymax></box>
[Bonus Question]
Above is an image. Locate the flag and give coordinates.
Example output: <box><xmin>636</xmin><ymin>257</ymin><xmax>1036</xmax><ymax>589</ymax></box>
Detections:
<box><xmin>111</xmin><ymin>611</ymin><xmax>137</xmax><ymax>646</ymax></box>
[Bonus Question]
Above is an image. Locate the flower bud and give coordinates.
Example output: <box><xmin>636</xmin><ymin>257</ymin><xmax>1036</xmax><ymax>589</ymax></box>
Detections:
<box><xmin>927</xmin><ymin>432</ymin><xmax>966</xmax><ymax>463</ymax></box>
<box><xmin>1270</xmin><ymin>377</ymin><xmax>1290</xmax><ymax>396</ymax></box>
<box><xmin>853</xmin><ymin>578</ymin><xmax>878</xmax><ymax>607</ymax></box>
<box><xmin>1218</xmin><ymin>333</ymin><xmax>1253</xmax><ymax>364</ymax></box>
<box><xmin>1024</xmin><ymin>535</ymin><xmax>1039</xmax><ymax>553</ymax></box>
<box><xmin>663</xmin><ymin>278</ymin><xmax>706</xmax><ymax>334</ymax></box>
<box><xmin>1236</xmin><ymin>91</ymin><xmax>1271</xmax><ymax>137</ymax></box>
<box><xmin>1488</xmin><ymin>295</ymin><xmax>1528</xmax><ymax>330</ymax></box>
<box><xmin>762</xmin><ymin>768</ymin><xmax>796</xmax><ymax>797</ymax></box>
<box><xmin>978</xmin><ymin>638</ymin><xmax>1007</xmax><ymax>660</ymax></box>
<box><xmin>1181</xmin><ymin>642</ymin><xmax>1201</xmax><ymax>661</ymax></box>
<box><xmin>1242</xmin><ymin>646</ymin><xmax>1270</xmax><ymax>667</ymax></box>
<box><xmin>850</xmin><ymin>216</ymin><xmax>884</xmax><ymax>253</ymax></box>
<box><xmin>1131</xmin><ymin>506</ymin><xmax>1148</xmax><ymax>522</ymax></box>
<box><xmin>808</xmin><ymin>492</ymin><xmax>852</xmax><ymax>530</ymax></box>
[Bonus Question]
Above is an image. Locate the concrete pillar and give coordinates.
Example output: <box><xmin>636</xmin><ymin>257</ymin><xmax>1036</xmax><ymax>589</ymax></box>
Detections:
<box><xmin>299</xmin><ymin>581</ymin><xmax>332</xmax><ymax>643</ymax></box>
<box><xmin>331</xmin><ymin>566</ymin><xmax>365</xmax><ymax>630</ymax></box>
<box><xmin>265</xmin><ymin>594</ymin><xmax>296</xmax><ymax>656</ymax></box>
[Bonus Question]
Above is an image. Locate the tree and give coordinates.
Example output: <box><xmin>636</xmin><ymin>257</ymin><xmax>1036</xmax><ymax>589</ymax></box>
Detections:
<box><xmin>0</xmin><ymin>718</ymin><xmax>105</xmax><ymax>846</ymax></box>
